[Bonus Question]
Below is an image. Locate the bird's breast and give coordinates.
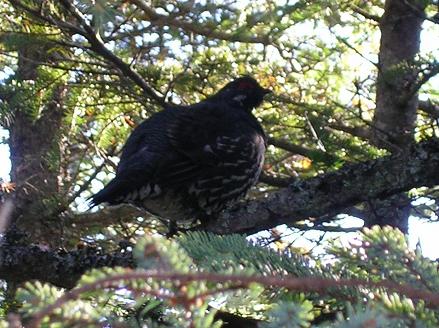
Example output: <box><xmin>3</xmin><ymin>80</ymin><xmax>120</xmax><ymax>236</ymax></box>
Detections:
<box><xmin>185</xmin><ymin>133</ymin><xmax>265</xmax><ymax>215</ymax></box>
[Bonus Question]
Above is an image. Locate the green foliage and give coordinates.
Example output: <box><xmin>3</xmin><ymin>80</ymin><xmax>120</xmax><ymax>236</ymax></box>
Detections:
<box><xmin>5</xmin><ymin>228</ymin><xmax>438</xmax><ymax>327</ymax></box>
<box><xmin>179</xmin><ymin>232</ymin><xmax>324</xmax><ymax>278</ymax></box>
<box><xmin>327</xmin><ymin>304</ymin><xmax>415</xmax><ymax>328</ymax></box>
<box><xmin>261</xmin><ymin>300</ymin><xmax>314</xmax><ymax>328</ymax></box>
<box><xmin>329</xmin><ymin>226</ymin><xmax>439</xmax><ymax>291</ymax></box>
<box><xmin>135</xmin><ymin>236</ymin><xmax>193</xmax><ymax>273</ymax></box>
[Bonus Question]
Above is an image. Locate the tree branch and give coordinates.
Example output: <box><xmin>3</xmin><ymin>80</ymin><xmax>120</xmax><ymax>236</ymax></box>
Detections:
<box><xmin>204</xmin><ymin>138</ymin><xmax>439</xmax><ymax>234</ymax></box>
<box><xmin>348</xmin><ymin>4</ymin><xmax>381</xmax><ymax>22</ymax></box>
<box><xmin>28</xmin><ymin>269</ymin><xmax>439</xmax><ymax>328</ymax></box>
<box><xmin>327</xmin><ymin>122</ymin><xmax>372</xmax><ymax>140</ymax></box>
<box><xmin>57</xmin><ymin>0</ymin><xmax>167</xmax><ymax>106</ymax></box>
<box><xmin>70</xmin><ymin>205</ymin><xmax>146</xmax><ymax>234</ymax></box>
<box><xmin>419</xmin><ymin>99</ymin><xmax>439</xmax><ymax>119</ymax></box>
<box><xmin>401</xmin><ymin>61</ymin><xmax>439</xmax><ymax>105</ymax></box>
<box><xmin>72</xmin><ymin>138</ymin><xmax>439</xmax><ymax>236</ymax></box>
<box><xmin>268</xmin><ymin>137</ymin><xmax>339</xmax><ymax>163</ymax></box>
<box><xmin>258</xmin><ymin>171</ymin><xmax>296</xmax><ymax>188</ymax></box>
<box><xmin>0</xmin><ymin>244</ymin><xmax>134</xmax><ymax>289</ymax></box>
<box><xmin>131</xmin><ymin>0</ymin><xmax>271</xmax><ymax>45</ymax></box>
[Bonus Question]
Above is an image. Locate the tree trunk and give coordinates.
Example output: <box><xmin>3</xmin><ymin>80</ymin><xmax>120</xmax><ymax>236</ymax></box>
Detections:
<box><xmin>373</xmin><ymin>0</ymin><xmax>426</xmax><ymax>151</ymax></box>
<box><xmin>7</xmin><ymin>44</ymin><xmax>67</xmax><ymax>247</ymax></box>
<box><xmin>370</xmin><ymin>0</ymin><xmax>426</xmax><ymax>231</ymax></box>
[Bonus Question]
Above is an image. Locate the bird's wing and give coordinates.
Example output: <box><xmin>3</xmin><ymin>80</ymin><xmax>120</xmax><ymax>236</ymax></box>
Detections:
<box><xmin>91</xmin><ymin>104</ymin><xmax>264</xmax><ymax>206</ymax></box>
<box><xmin>91</xmin><ymin>106</ymin><xmax>220</xmax><ymax>205</ymax></box>
<box><xmin>90</xmin><ymin>148</ymin><xmax>165</xmax><ymax>205</ymax></box>
<box><xmin>91</xmin><ymin>110</ymin><xmax>177</xmax><ymax>205</ymax></box>
<box><xmin>165</xmin><ymin>104</ymin><xmax>232</xmax><ymax>165</ymax></box>
<box><xmin>160</xmin><ymin>104</ymin><xmax>264</xmax><ymax>187</ymax></box>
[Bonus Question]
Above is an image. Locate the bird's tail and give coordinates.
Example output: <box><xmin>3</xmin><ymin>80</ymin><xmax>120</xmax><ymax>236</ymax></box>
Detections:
<box><xmin>87</xmin><ymin>178</ymin><xmax>124</xmax><ymax>209</ymax></box>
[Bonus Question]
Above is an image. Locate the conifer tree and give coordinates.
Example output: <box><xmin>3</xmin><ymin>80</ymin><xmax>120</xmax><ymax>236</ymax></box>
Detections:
<box><xmin>0</xmin><ymin>0</ymin><xmax>438</xmax><ymax>326</ymax></box>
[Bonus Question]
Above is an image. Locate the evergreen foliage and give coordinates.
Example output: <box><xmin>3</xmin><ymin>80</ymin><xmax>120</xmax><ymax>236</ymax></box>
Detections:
<box><xmin>4</xmin><ymin>228</ymin><xmax>438</xmax><ymax>327</ymax></box>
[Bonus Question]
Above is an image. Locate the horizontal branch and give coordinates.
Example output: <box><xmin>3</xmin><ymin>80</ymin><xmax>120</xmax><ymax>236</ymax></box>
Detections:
<box><xmin>29</xmin><ymin>269</ymin><xmax>439</xmax><ymax>327</ymax></box>
<box><xmin>72</xmin><ymin>138</ymin><xmax>439</xmax><ymax>236</ymax></box>
<box><xmin>204</xmin><ymin>138</ymin><xmax>439</xmax><ymax>234</ymax></box>
<box><xmin>327</xmin><ymin>122</ymin><xmax>372</xmax><ymax>140</ymax></box>
<box><xmin>0</xmin><ymin>244</ymin><xmax>133</xmax><ymax>289</ymax></box>
<box><xmin>267</xmin><ymin>137</ymin><xmax>338</xmax><ymax>163</ymax></box>
<box><xmin>258</xmin><ymin>171</ymin><xmax>296</xmax><ymax>187</ymax></box>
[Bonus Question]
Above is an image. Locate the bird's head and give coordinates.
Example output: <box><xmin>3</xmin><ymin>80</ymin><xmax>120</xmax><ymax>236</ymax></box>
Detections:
<box><xmin>217</xmin><ymin>76</ymin><xmax>271</xmax><ymax>110</ymax></box>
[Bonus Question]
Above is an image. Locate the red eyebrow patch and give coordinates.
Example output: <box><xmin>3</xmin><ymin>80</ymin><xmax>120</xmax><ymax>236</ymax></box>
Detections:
<box><xmin>238</xmin><ymin>81</ymin><xmax>256</xmax><ymax>89</ymax></box>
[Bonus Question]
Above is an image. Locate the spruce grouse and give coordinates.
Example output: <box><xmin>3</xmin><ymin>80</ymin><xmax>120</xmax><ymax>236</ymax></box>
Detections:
<box><xmin>91</xmin><ymin>76</ymin><xmax>270</xmax><ymax>222</ymax></box>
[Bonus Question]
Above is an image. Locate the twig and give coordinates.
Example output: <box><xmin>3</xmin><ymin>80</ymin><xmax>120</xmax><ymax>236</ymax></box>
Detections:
<box><xmin>131</xmin><ymin>0</ymin><xmax>271</xmax><ymax>45</ymax></box>
<box><xmin>267</xmin><ymin>137</ymin><xmax>338</xmax><ymax>163</ymax></box>
<box><xmin>11</xmin><ymin>0</ymin><xmax>167</xmax><ymax>107</ymax></box>
<box><xmin>348</xmin><ymin>4</ymin><xmax>381</xmax><ymax>22</ymax></box>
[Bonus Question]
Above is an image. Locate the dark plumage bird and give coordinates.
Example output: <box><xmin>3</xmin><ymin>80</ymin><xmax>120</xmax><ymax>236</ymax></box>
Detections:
<box><xmin>91</xmin><ymin>76</ymin><xmax>270</xmax><ymax>222</ymax></box>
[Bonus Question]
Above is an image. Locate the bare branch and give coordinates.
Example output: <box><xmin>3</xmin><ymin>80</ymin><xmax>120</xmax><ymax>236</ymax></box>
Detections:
<box><xmin>403</xmin><ymin>61</ymin><xmax>439</xmax><ymax>103</ymax></box>
<box><xmin>10</xmin><ymin>0</ymin><xmax>167</xmax><ymax>106</ymax></box>
<box><xmin>70</xmin><ymin>205</ymin><xmax>146</xmax><ymax>233</ymax></box>
<box><xmin>268</xmin><ymin>137</ymin><xmax>338</xmax><ymax>163</ymax></box>
<box><xmin>327</xmin><ymin>122</ymin><xmax>372</xmax><ymax>140</ymax></box>
<box><xmin>57</xmin><ymin>0</ymin><xmax>167</xmax><ymax>106</ymax></box>
<box><xmin>348</xmin><ymin>4</ymin><xmax>381</xmax><ymax>22</ymax></box>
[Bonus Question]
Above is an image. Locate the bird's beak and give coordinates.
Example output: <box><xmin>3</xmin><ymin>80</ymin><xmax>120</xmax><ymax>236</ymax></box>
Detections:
<box><xmin>262</xmin><ymin>88</ymin><xmax>272</xmax><ymax>95</ymax></box>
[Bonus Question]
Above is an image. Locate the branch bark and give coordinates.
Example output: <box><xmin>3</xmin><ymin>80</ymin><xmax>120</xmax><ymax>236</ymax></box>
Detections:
<box><xmin>0</xmin><ymin>244</ymin><xmax>133</xmax><ymax>289</ymax></box>
<box><xmin>204</xmin><ymin>138</ymin><xmax>439</xmax><ymax>234</ymax></box>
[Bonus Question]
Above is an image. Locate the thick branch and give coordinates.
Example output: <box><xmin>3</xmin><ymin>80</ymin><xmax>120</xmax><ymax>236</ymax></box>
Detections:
<box><xmin>0</xmin><ymin>244</ymin><xmax>134</xmax><ymax>289</ymax></box>
<box><xmin>73</xmin><ymin>138</ymin><xmax>439</xmax><ymax>235</ymax></box>
<box><xmin>259</xmin><ymin>171</ymin><xmax>295</xmax><ymax>188</ymax></box>
<box><xmin>205</xmin><ymin>138</ymin><xmax>439</xmax><ymax>234</ymax></box>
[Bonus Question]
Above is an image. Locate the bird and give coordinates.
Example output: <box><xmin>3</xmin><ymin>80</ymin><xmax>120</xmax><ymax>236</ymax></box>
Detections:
<box><xmin>90</xmin><ymin>76</ymin><xmax>270</xmax><ymax>223</ymax></box>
